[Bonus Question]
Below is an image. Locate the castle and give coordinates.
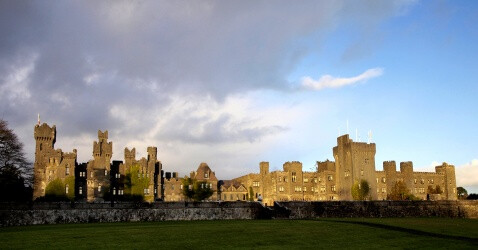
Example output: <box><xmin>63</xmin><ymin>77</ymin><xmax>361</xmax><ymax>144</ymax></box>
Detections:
<box><xmin>33</xmin><ymin>122</ymin><xmax>457</xmax><ymax>203</ymax></box>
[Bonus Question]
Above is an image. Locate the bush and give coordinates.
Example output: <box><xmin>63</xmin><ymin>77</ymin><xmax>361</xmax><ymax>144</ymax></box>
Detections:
<box><xmin>351</xmin><ymin>179</ymin><xmax>370</xmax><ymax>200</ymax></box>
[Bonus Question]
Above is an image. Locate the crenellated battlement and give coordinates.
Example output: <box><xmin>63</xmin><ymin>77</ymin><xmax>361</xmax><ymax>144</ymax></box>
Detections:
<box><xmin>34</xmin><ymin>123</ymin><xmax>56</xmax><ymax>143</ymax></box>
<box><xmin>383</xmin><ymin>161</ymin><xmax>397</xmax><ymax>172</ymax></box>
<box><xmin>124</xmin><ymin>147</ymin><xmax>136</xmax><ymax>160</ymax></box>
<box><xmin>147</xmin><ymin>146</ymin><xmax>157</xmax><ymax>161</ymax></box>
<box><xmin>400</xmin><ymin>161</ymin><xmax>414</xmax><ymax>173</ymax></box>
<box><xmin>97</xmin><ymin>130</ymin><xmax>108</xmax><ymax>141</ymax></box>
<box><xmin>317</xmin><ymin>160</ymin><xmax>335</xmax><ymax>173</ymax></box>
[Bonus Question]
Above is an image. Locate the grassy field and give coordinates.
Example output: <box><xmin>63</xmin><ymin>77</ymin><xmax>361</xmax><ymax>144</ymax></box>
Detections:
<box><xmin>1</xmin><ymin>218</ymin><xmax>477</xmax><ymax>249</ymax></box>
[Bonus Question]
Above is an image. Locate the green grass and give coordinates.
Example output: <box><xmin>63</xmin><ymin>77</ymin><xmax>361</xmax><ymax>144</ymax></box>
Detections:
<box><xmin>1</xmin><ymin>218</ymin><xmax>477</xmax><ymax>249</ymax></box>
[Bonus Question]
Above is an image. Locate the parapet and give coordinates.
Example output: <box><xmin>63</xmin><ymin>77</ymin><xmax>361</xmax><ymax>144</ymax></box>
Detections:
<box><xmin>98</xmin><ymin>130</ymin><xmax>108</xmax><ymax>141</ymax></box>
<box><xmin>435</xmin><ymin>162</ymin><xmax>455</xmax><ymax>173</ymax></box>
<box><xmin>317</xmin><ymin>160</ymin><xmax>335</xmax><ymax>173</ymax></box>
<box><xmin>124</xmin><ymin>147</ymin><xmax>136</xmax><ymax>160</ymax></box>
<box><xmin>383</xmin><ymin>161</ymin><xmax>397</xmax><ymax>172</ymax></box>
<box><xmin>34</xmin><ymin>123</ymin><xmax>56</xmax><ymax>143</ymax></box>
<box><xmin>283</xmin><ymin>161</ymin><xmax>302</xmax><ymax>172</ymax></box>
<box><xmin>400</xmin><ymin>161</ymin><xmax>413</xmax><ymax>173</ymax></box>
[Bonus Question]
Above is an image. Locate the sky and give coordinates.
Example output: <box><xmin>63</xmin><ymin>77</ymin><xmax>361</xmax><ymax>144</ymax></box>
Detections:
<box><xmin>1</xmin><ymin>0</ymin><xmax>477</xmax><ymax>192</ymax></box>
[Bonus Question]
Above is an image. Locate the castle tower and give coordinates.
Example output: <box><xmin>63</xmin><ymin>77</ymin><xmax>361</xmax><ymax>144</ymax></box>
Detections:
<box><xmin>147</xmin><ymin>147</ymin><xmax>157</xmax><ymax>162</ymax></box>
<box><xmin>436</xmin><ymin>162</ymin><xmax>457</xmax><ymax>200</ymax></box>
<box><xmin>33</xmin><ymin>123</ymin><xmax>57</xmax><ymax>199</ymax></box>
<box><xmin>383</xmin><ymin>161</ymin><xmax>397</xmax><ymax>193</ymax></box>
<box><xmin>283</xmin><ymin>161</ymin><xmax>304</xmax><ymax>201</ymax></box>
<box><xmin>33</xmin><ymin>123</ymin><xmax>77</xmax><ymax>200</ymax></box>
<box><xmin>333</xmin><ymin>134</ymin><xmax>377</xmax><ymax>200</ymax></box>
<box><xmin>124</xmin><ymin>147</ymin><xmax>136</xmax><ymax>167</ymax></box>
<box><xmin>87</xmin><ymin>130</ymin><xmax>113</xmax><ymax>201</ymax></box>
<box><xmin>93</xmin><ymin>130</ymin><xmax>112</xmax><ymax>170</ymax></box>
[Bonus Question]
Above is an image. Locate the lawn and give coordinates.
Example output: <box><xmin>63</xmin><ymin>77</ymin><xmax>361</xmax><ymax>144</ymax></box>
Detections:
<box><xmin>0</xmin><ymin>218</ymin><xmax>477</xmax><ymax>249</ymax></box>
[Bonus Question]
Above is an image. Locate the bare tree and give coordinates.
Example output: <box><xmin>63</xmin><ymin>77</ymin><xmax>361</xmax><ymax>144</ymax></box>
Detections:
<box><xmin>0</xmin><ymin>119</ymin><xmax>32</xmax><ymax>201</ymax></box>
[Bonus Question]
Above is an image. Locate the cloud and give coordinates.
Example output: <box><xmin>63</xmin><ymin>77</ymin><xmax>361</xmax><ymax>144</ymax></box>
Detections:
<box><xmin>456</xmin><ymin>159</ymin><xmax>478</xmax><ymax>188</ymax></box>
<box><xmin>301</xmin><ymin>67</ymin><xmax>384</xmax><ymax>91</ymax></box>
<box><xmin>0</xmin><ymin>1</ymin><xmax>413</xmax><ymax>175</ymax></box>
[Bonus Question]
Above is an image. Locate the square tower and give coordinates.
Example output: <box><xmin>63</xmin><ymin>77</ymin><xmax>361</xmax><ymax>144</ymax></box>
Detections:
<box><xmin>333</xmin><ymin>134</ymin><xmax>377</xmax><ymax>200</ymax></box>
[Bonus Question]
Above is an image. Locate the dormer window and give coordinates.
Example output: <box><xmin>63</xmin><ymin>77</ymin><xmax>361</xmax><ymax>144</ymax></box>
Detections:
<box><xmin>205</xmin><ymin>172</ymin><xmax>209</xmax><ymax>178</ymax></box>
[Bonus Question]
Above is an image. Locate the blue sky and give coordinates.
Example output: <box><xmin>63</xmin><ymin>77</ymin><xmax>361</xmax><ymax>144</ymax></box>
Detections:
<box><xmin>1</xmin><ymin>1</ymin><xmax>477</xmax><ymax>192</ymax></box>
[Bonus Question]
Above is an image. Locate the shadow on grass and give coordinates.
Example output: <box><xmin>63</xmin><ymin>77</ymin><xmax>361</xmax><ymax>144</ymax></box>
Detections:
<box><xmin>322</xmin><ymin>219</ymin><xmax>478</xmax><ymax>244</ymax></box>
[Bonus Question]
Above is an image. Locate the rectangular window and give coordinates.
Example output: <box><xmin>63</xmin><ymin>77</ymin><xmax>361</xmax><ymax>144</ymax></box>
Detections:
<box><xmin>303</xmin><ymin>187</ymin><xmax>307</xmax><ymax>192</ymax></box>
<box><xmin>382</xmin><ymin>177</ymin><xmax>386</xmax><ymax>183</ymax></box>
<box><xmin>345</xmin><ymin>171</ymin><xmax>350</xmax><ymax>177</ymax></box>
<box><xmin>292</xmin><ymin>172</ymin><xmax>297</xmax><ymax>182</ymax></box>
<box><xmin>279</xmin><ymin>186</ymin><xmax>284</xmax><ymax>192</ymax></box>
<box><xmin>79</xmin><ymin>186</ymin><xmax>83</xmax><ymax>195</ymax></box>
<box><xmin>331</xmin><ymin>185</ymin><xmax>336</xmax><ymax>192</ymax></box>
<box><xmin>253</xmin><ymin>181</ymin><xmax>260</xmax><ymax>187</ymax></box>
<box><xmin>314</xmin><ymin>178</ymin><xmax>318</xmax><ymax>183</ymax></box>
<box><xmin>104</xmin><ymin>170</ymin><xmax>107</xmax><ymax>176</ymax></box>
<box><xmin>304</xmin><ymin>178</ymin><xmax>309</xmax><ymax>183</ymax></box>
<box><xmin>66</xmin><ymin>167</ymin><xmax>70</xmax><ymax>176</ymax></box>
<box><xmin>320</xmin><ymin>186</ymin><xmax>326</xmax><ymax>193</ymax></box>
<box><xmin>205</xmin><ymin>173</ymin><xmax>209</xmax><ymax>178</ymax></box>
<box><xmin>278</xmin><ymin>177</ymin><xmax>282</xmax><ymax>182</ymax></box>
<box><xmin>328</xmin><ymin>175</ymin><xmax>333</xmax><ymax>181</ymax></box>
<box><xmin>98</xmin><ymin>185</ymin><xmax>101</xmax><ymax>192</ymax></box>
<box><xmin>382</xmin><ymin>188</ymin><xmax>386</xmax><ymax>193</ymax></box>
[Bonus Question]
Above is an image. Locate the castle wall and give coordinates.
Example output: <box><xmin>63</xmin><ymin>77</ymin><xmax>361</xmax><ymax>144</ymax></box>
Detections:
<box><xmin>2</xmin><ymin>201</ymin><xmax>478</xmax><ymax>227</ymax></box>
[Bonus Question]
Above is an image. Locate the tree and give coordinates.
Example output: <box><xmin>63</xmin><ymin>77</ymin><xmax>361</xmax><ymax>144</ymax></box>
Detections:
<box><xmin>427</xmin><ymin>185</ymin><xmax>442</xmax><ymax>194</ymax></box>
<box><xmin>124</xmin><ymin>164</ymin><xmax>150</xmax><ymax>200</ymax></box>
<box><xmin>181</xmin><ymin>177</ymin><xmax>213</xmax><ymax>201</ymax></box>
<box><xmin>466</xmin><ymin>193</ymin><xmax>478</xmax><ymax>200</ymax></box>
<box><xmin>45</xmin><ymin>179</ymin><xmax>66</xmax><ymax>197</ymax></box>
<box><xmin>248</xmin><ymin>186</ymin><xmax>254</xmax><ymax>201</ymax></box>
<box><xmin>387</xmin><ymin>181</ymin><xmax>419</xmax><ymax>200</ymax></box>
<box><xmin>0</xmin><ymin>119</ymin><xmax>32</xmax><ymax>201</ymax></box>
<box><xmin>457</xmin><ymin>187</ymin><xmax>468</xmax><ymax>200</ymax></box>
<box><xmin>351</xmin><ymin>179</ymin><xmax>370</xmax><ymax>200</ymax></box>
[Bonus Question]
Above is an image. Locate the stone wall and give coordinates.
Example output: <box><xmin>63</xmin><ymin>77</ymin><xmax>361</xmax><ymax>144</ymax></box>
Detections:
<box><xmin>0</xmin><ymin>201</ymin><xmax>268</xmax><ymax>227</ymax></box>
<box><xmin>2</xmin><ymin>201</ymin><xmax>477</xmax><ymax>227</ymax></box>
<box><xmin>275</xmin><ymin>200</ymin><xmax>478</xmax><ymax>219</ymax></box>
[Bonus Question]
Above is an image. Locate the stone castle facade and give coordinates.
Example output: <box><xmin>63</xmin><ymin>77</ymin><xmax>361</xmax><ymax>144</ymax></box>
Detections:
<box><xmin>33</xmin><ymin>123</ymin><xmax>457</xmax><ymax>203</ymax></box>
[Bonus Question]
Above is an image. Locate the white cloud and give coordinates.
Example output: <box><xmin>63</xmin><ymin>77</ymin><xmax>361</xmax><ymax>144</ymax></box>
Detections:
<box><xmin>0</xmin><ymin>53</ymin><xmax>36</xmax><ymax>103</ymax></box>
<box><xmin>301</xmin><ymin>67</ymin><xmax>384</xmax><ymax>90</ymax></box>
<box><xmin>456</xmin><ymin>159</ymin><xmax>478</xmax><ymax>187</ymax></box>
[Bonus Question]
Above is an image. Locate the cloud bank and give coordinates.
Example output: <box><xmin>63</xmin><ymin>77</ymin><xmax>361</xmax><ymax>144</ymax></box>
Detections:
<box><xmin>301</xmin><ymin>67</ymin><xmax>384</xmax><ymax>90</ymax></box>
<box><xmin>0</xmin><ymin>1</ymin><xmax>413</xmax><ymax>178</ymax></box>
<box><xmin>456</xmin><ymin>159</ymin><xmax>478</xmax><ymax>189</ymax></box>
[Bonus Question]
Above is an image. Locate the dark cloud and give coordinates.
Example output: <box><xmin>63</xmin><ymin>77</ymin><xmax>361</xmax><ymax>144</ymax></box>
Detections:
<box><xmin>0</xmin><ymin>1</ymin><xmax>412</xmax><ymax>163</ymax></box>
